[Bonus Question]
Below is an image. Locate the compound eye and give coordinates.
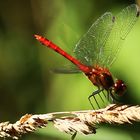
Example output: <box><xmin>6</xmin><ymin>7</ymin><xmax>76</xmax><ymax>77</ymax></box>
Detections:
<box><xmin>114</xmin><ymin>80</ymin><xmax>127</xmax><ymax>96</ymax></box>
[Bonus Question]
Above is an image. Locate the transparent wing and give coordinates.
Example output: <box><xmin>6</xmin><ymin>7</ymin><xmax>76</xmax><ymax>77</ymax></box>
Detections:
<box><xmin>102</xmin><ymin>4</ymin><xmax>139</xmax><ymax>66</ymax></box>
<box><xmin>74</xmin><ymin>12</ymin><xmax>114</xmax><ymax>66</ymax></box>
<box><xmin>51</xmin><ymin>65</ymin><xmax>81</xmax><ymax>74</ymax></box>
<box><xmin>74</xmin><ymin>4</ymin><xmax>139</xmax><ymax>67</ymax></box>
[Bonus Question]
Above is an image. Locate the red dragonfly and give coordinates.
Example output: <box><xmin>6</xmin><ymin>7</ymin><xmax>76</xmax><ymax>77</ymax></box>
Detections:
<box><xmin>34</xmin><ymin>4</ymin><xmax>139</xmax><ymax>109</ymax></box>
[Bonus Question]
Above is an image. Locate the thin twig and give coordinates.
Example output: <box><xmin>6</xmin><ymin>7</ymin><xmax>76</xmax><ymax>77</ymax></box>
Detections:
<box><xmin>0</xmin><ymin>104</ymin><xmax>140</xmax><ymax>139</ymax></box>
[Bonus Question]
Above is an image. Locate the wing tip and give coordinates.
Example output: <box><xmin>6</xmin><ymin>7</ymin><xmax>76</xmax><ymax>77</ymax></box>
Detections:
<box><xmin>131</xmin><ymin>4</ymin><xmax>140</xmax><ymax>17</ymax></box>
<box><xmin>112</xmin><ymin>16</ymin><xmax>115</xmax><ymax>23</ymax></box>
<box><xmin>136</xmin><ymin>5</ymin><xmax>140</xmax><ymax>17</ymax></box>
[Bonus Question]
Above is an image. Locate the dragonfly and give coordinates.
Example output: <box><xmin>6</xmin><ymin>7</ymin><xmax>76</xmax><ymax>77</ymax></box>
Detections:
<box><xmin>34</xmin><ymin>4</ymin><xmax>139</xmax><ymax>109</ymax></box>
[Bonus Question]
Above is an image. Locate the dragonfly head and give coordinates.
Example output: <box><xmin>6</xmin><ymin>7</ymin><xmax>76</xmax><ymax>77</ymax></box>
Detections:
<box><xmin>113</xmin><ymin>80</ymin><xmax>126</xmax><ymax>96</ymax></box>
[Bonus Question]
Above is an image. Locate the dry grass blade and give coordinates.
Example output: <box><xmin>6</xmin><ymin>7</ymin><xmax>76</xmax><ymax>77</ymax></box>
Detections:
<box><xmin>0</xmin><ymin>104</ymin><xmax>139</xmax><ymax>139</ymax></box>
<box><xmin>73</xmin><ymin>104</ymin><xmax>140</xmax><ymax>124</ymax></box>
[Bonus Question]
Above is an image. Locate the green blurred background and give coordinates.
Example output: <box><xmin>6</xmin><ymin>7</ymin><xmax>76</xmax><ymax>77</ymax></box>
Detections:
<box><xmin>0</xmin><ymin>0</ymin><xmax>140</xmax><ymax>140</ymax></box>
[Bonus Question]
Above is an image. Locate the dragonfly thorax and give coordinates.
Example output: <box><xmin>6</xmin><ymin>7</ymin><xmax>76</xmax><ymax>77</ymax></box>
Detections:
<box><xmin>85</xmin><ymin>66</ymin><xmax>114</xmax><ymax>90</ymax></box>
<box><xmin>85</xmin><ymin>66</ymin><xmax>126</xmax><ymax>97</ymax></box>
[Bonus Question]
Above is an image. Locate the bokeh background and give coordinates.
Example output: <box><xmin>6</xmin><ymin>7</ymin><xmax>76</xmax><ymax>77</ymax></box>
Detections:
<box><xmin>0</xmin><ymin>0</ymin><xmax>140</xmax><ymax>140</ymax></box>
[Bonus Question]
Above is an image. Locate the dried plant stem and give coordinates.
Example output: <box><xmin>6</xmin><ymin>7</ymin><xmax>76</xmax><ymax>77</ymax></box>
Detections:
<box><xmin>0</xmin><ymin>104</ymin><xmax>140</xmax><ymax>139</ymax></box>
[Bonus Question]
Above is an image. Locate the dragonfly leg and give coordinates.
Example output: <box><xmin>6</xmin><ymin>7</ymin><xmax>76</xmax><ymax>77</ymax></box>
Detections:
<box><xmin>107</xmin><ymin>91</ymin><xmax>110</xmax><ymax>102</ymax></box>
<box><xmin>109</xmin><ymin>91</ymin><xmax>120</xmax><ymax>103</ymax></box>
<box><xmin>88</xmin><ymin>88</ymin><xmax>103</xmax><ymax>109</ymax></box>
<box><xmin>102</xmin><ymin>90</ymin><xmax>106</xmax><ymax>98</ymax></box>
<box><xmin>71</xmin><ymin>132</ymin><xmax>77</xmax><ymax>140</ymax></box>
<box><xmin>100</xmin><ymin>90</ymin><xmax>109</xmax><ymax>106</ymax></box>
<box><xmin>88</xmin><ymin>94</ymin><xmax>95</xmax><ymax>109</ymax></box>
<box><xmin>98</xmin><ymin>93</ymin><xmax>105</xmax><ymax>103</ymax></box>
